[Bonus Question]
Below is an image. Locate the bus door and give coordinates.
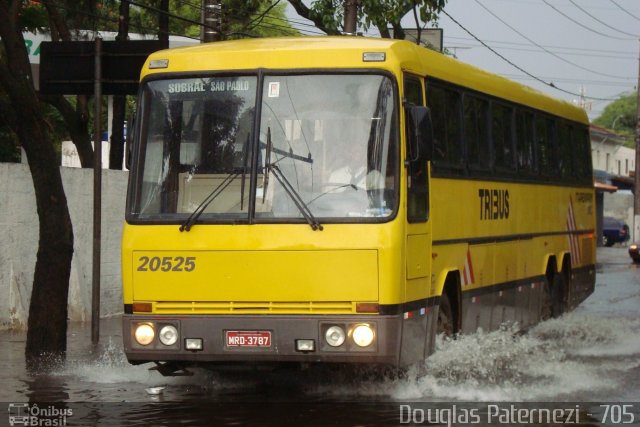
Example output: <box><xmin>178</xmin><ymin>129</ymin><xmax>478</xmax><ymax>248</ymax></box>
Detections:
<box><xmin>401</xmin><ymin>75</ymin><xmax>434</xmax><ymax>363</ymax></box>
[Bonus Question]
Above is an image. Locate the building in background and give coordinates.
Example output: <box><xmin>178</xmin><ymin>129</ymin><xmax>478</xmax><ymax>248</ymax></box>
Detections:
<box><xmin>590</xmin><ymin>124</ymin><xmax>634</xmax><ymax>246</ymax></box>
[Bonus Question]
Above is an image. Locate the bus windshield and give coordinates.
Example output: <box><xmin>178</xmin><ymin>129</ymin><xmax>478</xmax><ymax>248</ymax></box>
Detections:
<box><xmin>130</xmin><ymin>73</ymin><xmax>398</xmax><ymax>224</ymax></box>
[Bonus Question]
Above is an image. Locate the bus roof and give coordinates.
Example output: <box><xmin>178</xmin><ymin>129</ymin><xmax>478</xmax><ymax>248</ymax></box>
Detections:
<box><xmin>142</xmin><ymin>36</ymin><xmax>588</xmax><ymax>124</ymax></box>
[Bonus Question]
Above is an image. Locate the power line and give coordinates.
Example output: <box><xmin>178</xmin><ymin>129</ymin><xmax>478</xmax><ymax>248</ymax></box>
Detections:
<box><xmin>473</xmin><ymin>0</ymin><xmax>632</xmax><ymax>80</ymax></box>
<box><xmin>541</xmin><ymin>0</ymin><xmax>634</xmax><ymax>41</ymax></box>
<box><xmin>501</xmin><ymin>73</ymin><xmax>634</xmax><ymax>88</ymax></box>
<box><xmin>126</xmin><ymin>0</ymin><xmax>215</xmax><ymax>31</ymax></box>
<box><xmin>250</xmin><ymin>11</ymin><xmax>324</xmax><ymax>30</ymax></box>
<box><xmin>440</xmin><ymin>8</ymin><xmax>619</xmax><ymax>101</ymax></box>
<box><xmin>31</xmin><ymin>0</ymin><xmax>203</xmax><ymax>42</ymax></box>
<box><xmin>567</xmin><ymin>0</ymin><xmax>638</xmax><ymax>38</ymax></box>
<box><xmin>31</xmin><ymin>0</ymin><xmax>119</xmax><ymax>30</ymax></box>
<box><xmin>447</xmin><ymin>41</ymin><xmax>636</xmax><ymax>61</ymax></box>
<box><xmin>175</xmin><ymin>0</ymin><xmax>204</xmax><ymax>12</ymax></box>
<box><xmin>609</xmin><ymin>0</ymin><xmax>640</xmax><ymax>21</ymax></box>
<box><xmin>445</xmin><ymin>35</ymin><xmax>637</xmax><ymax>58</ymax></box>
<box><xmin>245</xmin><ymin>0</ymin><xmax>282</xmax><ymax>31</ymax></box>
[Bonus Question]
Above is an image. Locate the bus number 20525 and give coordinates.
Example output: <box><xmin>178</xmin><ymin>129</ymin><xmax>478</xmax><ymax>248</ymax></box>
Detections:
<box><xmin>137</xmin><ymin>256</ymin><xmax>196</xmax><ymax>272</ymax></box>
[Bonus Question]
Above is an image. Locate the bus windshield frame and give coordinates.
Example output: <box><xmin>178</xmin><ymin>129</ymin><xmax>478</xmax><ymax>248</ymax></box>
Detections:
<box><xmin>127</xmin><ymin>71</ymin><xmax>400</xmax><ymax>226</ymax></box>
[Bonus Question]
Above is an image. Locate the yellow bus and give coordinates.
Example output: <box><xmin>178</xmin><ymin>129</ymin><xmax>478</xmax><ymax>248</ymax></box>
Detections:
<box><xmin>122</xmin><ymin>37</ymin><xmax>595</xmax><ymax>375</ymax></box>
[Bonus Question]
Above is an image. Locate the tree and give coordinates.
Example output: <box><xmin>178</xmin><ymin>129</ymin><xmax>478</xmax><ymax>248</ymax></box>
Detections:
<box><xmin>123</xmin><ymin>0</ymin><xmax>297</xmax><ymax>40</ymax></box>
<box><xmin>286</xmin><ymin>0</ymin><xmax>447</xmax><ymax>38</ymax></box>
<box><xmin>593</xmin><ymin>93</ymin><xmax>637</xmax><ymax>148</ymax></box>
<box><xmin>0</xmin><ymin>0</ymin><xmax>302</xmax><ymax>370</ymax></box>
<box><xmin>0</xmin><ymin>86</ymin><xmax>21</xmax><ymax>162</ymax></box>
<box><xmin>21</xmin><ymin>0</ymin><xmax>97</xmax><ymax>168</ymax></box>
<box><xmin>0</xmin><ymin>1</ymin><xmax>74</xmax><ymax>369</ymax></box>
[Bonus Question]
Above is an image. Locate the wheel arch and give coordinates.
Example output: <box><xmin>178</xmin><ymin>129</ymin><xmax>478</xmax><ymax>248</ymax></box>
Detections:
<box><xmin>436</xmin><ymin>269</ymin><xmax>462</xmax><ymax>334</ymax></box>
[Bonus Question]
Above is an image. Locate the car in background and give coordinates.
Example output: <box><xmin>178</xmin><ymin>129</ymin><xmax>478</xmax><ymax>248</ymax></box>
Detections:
<box><xmin>629</xmin><ymin>243</ymin><xmax>640</xmax><ymax>263</ymax></box>
<box><xmin>602</xmin><ymin>216</ymin><xmax>629</xmax><ymax>247</ymax></box>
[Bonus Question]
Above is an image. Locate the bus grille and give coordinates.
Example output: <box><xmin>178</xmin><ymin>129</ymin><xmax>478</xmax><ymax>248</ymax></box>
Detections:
<box><xmin>152</xmin><ymin>301</ymin><xmax>356</xmax><ymax>314</ymax></box>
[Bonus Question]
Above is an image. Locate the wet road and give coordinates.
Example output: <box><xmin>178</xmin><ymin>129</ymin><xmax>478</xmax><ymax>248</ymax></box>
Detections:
<box><xmin>1</xmin><ymin>247</ymin><xmax>639</xmax><ymax>426</ymax></box>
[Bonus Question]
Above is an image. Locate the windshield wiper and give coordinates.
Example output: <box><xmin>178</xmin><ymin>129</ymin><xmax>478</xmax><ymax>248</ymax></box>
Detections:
<box><xmin>179</xmin><ymin>171</ymin><xmax>240</xmax><ymax>232</ymax></box>
<box><xmin>263</xmin><ymin>127</ymin><xmax>322</xmax><ymax>231</ymax></box>
<box><xmin>263</xmin><ymin>128</ymin><xmax>322</xmax><ymax>231</ymax></box>
<box><xmin>269</xmin><ymin>164</ymin><xmax>323</xmax><ymax>231</ymax></box>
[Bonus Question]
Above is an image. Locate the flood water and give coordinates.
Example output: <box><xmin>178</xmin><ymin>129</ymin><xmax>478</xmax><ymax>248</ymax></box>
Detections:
<box><xmin>1</xmin><ymin>247</ymin><xmax>639</xmax><ymax>426</ymax></box>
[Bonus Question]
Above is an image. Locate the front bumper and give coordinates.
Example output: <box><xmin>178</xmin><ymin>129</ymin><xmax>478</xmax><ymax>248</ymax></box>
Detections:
<box><xmin>123</xmin><ymin>314</ymin><xmax>401</xmax><ymax>365</ymax></box>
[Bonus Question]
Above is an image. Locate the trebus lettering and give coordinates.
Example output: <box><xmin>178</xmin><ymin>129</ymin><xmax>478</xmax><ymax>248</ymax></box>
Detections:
<box><xmin>478</xmin><ymin>189</ymin><xmax>509</xmax><ymax>220</ymax></box>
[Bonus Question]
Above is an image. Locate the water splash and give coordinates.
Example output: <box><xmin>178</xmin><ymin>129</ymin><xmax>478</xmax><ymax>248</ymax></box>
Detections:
<box><xmin>311</xmin><ymin>310</ymin><xmax>640</xmax><ymax>402</ymax></box>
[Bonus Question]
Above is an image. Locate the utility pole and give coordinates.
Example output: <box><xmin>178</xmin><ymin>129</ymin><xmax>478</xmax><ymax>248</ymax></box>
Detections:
<box><xmin>92</xmin><ymin>37</ymin><xmax>103</xmax><ymax>345</ymax></box>
<box><xmin>634</xmin><ymin>40</ymin><xmax>640</xmax><ymax>242</ymax></box>
<box><xmin>202</xmin><ymin>0</ymin><xmax>222</xmax><ymax>42</ymax></box>
<box><xmin>343</xmin><ymin>0</ymin><xmax>360</xmax><ymax>36</ymax></box>
<box><xmin>109</xmin><ymin>0</ymin><xmax>129</xmax><ymax>170</ymax></box>
<box><xmin>159</xmin><ymin>0</ymin><xmax>169</xmax><ymax>48</ymax></box>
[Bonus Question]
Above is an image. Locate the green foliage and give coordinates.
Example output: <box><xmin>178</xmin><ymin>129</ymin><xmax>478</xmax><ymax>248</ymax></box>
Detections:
<box><xmin>40</xmin><ymin>102</ymin><xmax>67</xmax><ymax>160</ymax></box>
<box><xmin>241</xmin><ymin>2</ymin><xmax>300</xmax><ymax>37</ymax></box>
<box><xmin>17</xmin><ymin>2</ymin><xmax>49</xmax><ymax>32</ymax></box>
<box><xmin>0</xmin><ymin>128</ymin><xmax>21</xmax><ymax>163</ymax></box>
<box><xmin>304</xmin><ymin>0</ymin><xmax>446</xmax><ymax>36</ymax></box>
<box><xmin>125</xmin><ymin>0</ymin><xmax>298</xmax><ymax>40</ymax></box>
<box><xmin>0</xmin><ymin>86</ymin><xmax>21</xmax><ymax>162</ymax></box>
<box><xmin>361</xmin><ymin>0</ymin><xmax>446</xmax><ymax>33</ymax></box>
<box><xmin>593</xmin><ymin>93</ymin><xmax>637</xmax><ymax>148</ymax></box>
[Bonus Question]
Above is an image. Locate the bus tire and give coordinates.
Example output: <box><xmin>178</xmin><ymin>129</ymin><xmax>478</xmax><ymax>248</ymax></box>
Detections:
<box><xmin>550</xmin><ymin>273</ymin><xmax>566</xmax><ymax>317</ymax></box>
<box><xmin>437</xmin><ymin>293</ymin><xmax>454</xmax><ymax>337</ymax></box>
<box><xmin>541</xmin><ymin>276</ymin><xmax>552</xmax><ymax>321</ymax></box>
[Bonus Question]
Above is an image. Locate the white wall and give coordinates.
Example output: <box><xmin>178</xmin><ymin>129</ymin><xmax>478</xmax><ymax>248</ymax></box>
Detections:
<box><xmin>604</xmin><ymin>190</ymin><xmax>634</xmax><ymax>235</ymax></box>
<box><xmin>592</xmin><ymin>145</ymin><xmax>635</xmax><ymax>177</ymax></box>
<box><xmin>0</xmin><ymin>163</ymin><xmax>127</xmax><ymax>329</ymax></box>
<box><xmin>61</xmin><ymin>140</ymin><xmax>111</xmax><ymax>169</ymax></box>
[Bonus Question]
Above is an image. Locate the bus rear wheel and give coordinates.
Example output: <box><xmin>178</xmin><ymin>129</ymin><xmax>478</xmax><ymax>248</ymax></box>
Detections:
<box><xmin>550</xmin><ymin>273</ymin><xmax>566</xmax><ymax>317</ymax></box>
<box><xmin>437</xmin><ymin>293</ymin><xmax>454</xmax><ymax>337</ymax></box>
<box><xmin>541</xmin><ymin>273</ymin><xmax>566</xmax><ymax>320</ymax></box>
<box><xmin>541</xmin><ymin>277</ymin><xmax>552</xmax><ymax>321</ymax></box>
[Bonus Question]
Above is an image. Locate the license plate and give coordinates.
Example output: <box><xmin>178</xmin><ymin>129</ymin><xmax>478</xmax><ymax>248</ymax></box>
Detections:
<box><xmin>226</xmin><ymin>331</ymin><xmax>272</xmax><ymax>348</ymax></box>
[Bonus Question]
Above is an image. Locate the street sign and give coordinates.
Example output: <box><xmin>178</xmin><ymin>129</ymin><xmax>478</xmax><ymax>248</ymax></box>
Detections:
<box><xmin>39</xmin><ymin>40</ymin><xmax>165</xmax><ymax>95</ymax></box>
<box><xmin>389</xmin><ymin>28</ymin><xmax>444</xmax><ymax>52</ymax></box>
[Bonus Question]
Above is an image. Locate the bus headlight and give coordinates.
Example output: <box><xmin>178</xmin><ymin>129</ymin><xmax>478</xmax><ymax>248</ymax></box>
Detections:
<box><xmin>325</xmin><ymin>326</ymin><xmax>346</xmax><ymax>347</ymax></box>
<box><xmin>134</xmin><ymin>323</ymin><xmax>155</xmax><ymax>346</ymax></box>
<box><xmin>159</xmin><ymin>325</ymin><xmax>179</xmax><ymax>346</ymax></box>
<box><xmin>351</xmin><ymin>324</ymin><xmax>375</xmax><ymax>347</ymax></box>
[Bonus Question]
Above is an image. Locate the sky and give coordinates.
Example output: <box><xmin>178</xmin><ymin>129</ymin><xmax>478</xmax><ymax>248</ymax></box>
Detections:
<box><xmin>286</xmin><ymin>0</ymin><xmax>640</xmax><ymax>122</ymax></box>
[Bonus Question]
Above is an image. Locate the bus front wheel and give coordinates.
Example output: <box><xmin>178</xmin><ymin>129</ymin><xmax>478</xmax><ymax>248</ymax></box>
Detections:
<box><xmin>437</xmin><ymin>293</ymin><xmax>454</xmax><ymax>337</ymax></box>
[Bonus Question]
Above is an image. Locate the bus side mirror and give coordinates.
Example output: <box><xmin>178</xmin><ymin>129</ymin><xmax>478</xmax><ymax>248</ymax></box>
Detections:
<box><xmin>406</xmin><ymin>106</ymin><xmax>434</xmax><ymax>163</ymax></box>
<box><xmin>125</xmin><ymin>113</ymin><xmax>135</xmax><ymax>170</ymax></box>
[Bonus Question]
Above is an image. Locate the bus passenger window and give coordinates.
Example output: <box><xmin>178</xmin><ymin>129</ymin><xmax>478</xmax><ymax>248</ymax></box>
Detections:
<box><xmin>574</xmin><ymin>127</ymin><xmax>593</xmax><ymax>185</ymax></box>
<box><xmin>404</xmin><ymin>76</ymin><xmax>423</xmax><ymax>106</ymax></box>
<box><xmin>464</xmin><ymin>94</ymin><xmax>490</xmax><ymax>171</ymax></box>
<box><xmin>427</xmin><ymin>83</ymin><xmax>462</xmax><ymax>169</ymax></box>
<box><xmin>515</xmin><ymin>109</ymin><xmax>535</xmax><ymax>174</ymax></box>
<box><xmin>558</xmin><ymin>122</ymin><xmax>574</xmax><ymax>180</ymax></box>
<box><xmin>492</xmin><ymin>102</ymin><xmax>515</xmax><ymax>172</ymax></box>
<box><xmin>404</xmin><ymin>75</ymin><xmax>428</xmax><ymax>222</ymax></box>
<box><xmin>536</xmin><ymin>115</ymin><xmax>558</xmax><ymax>178</ymax></box>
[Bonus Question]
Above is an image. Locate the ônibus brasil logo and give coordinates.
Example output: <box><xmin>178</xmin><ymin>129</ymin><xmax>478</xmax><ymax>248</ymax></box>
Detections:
<box><xmin>8</xmin><ymin>403</ymin><xmax>72</xmax><ymax>426</ymax></box>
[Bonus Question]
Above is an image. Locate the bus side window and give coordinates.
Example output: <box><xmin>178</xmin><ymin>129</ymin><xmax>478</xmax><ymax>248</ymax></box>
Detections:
<box><xmin>515</xmin><ymin>109</ymin><xmax>536</xmax><ymax>174</ymax></box>
<box><xmin>426</xmin><ymin>82</ymin><xmax>463</xmax><ymax>171</ymax></box>
<box><xmin>492</xmin><ymin>102</ymin><xmax>516</xmax><ymax>173</ymax></box>
<box><xmin>535</xmin><ymin>115</ymin><xmax>558</xmax><ymax>179</ymax></box>
<box><xmin>404</xmin><ymin>76</ymin><xmax>423</xmax><ymax>106</ymax></box>
<box><xmin>575</xmin><ymin>126</ymin><xmax>593</xmax><ymax>185</ymax></box>
<box><xmin>558</xmin><ymin>121</ymin><xmax>574</xmax><ymax>180</ymax></box>
<box><xmin>404</xmin><ymin>75</ymin><xmax>429</xmax><ymax>223</ymax></box>
<box><xmin>464</xmin><ymin>94</ymin><xmax>490</xmax><ymax>172</ymax></box>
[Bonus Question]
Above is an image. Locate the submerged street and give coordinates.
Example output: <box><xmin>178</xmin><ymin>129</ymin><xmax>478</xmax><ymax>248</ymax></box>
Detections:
<box><xmin>1</xmin><ymin>246</ymin><xmax>639</xmax><ymax>426</ymax></box>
